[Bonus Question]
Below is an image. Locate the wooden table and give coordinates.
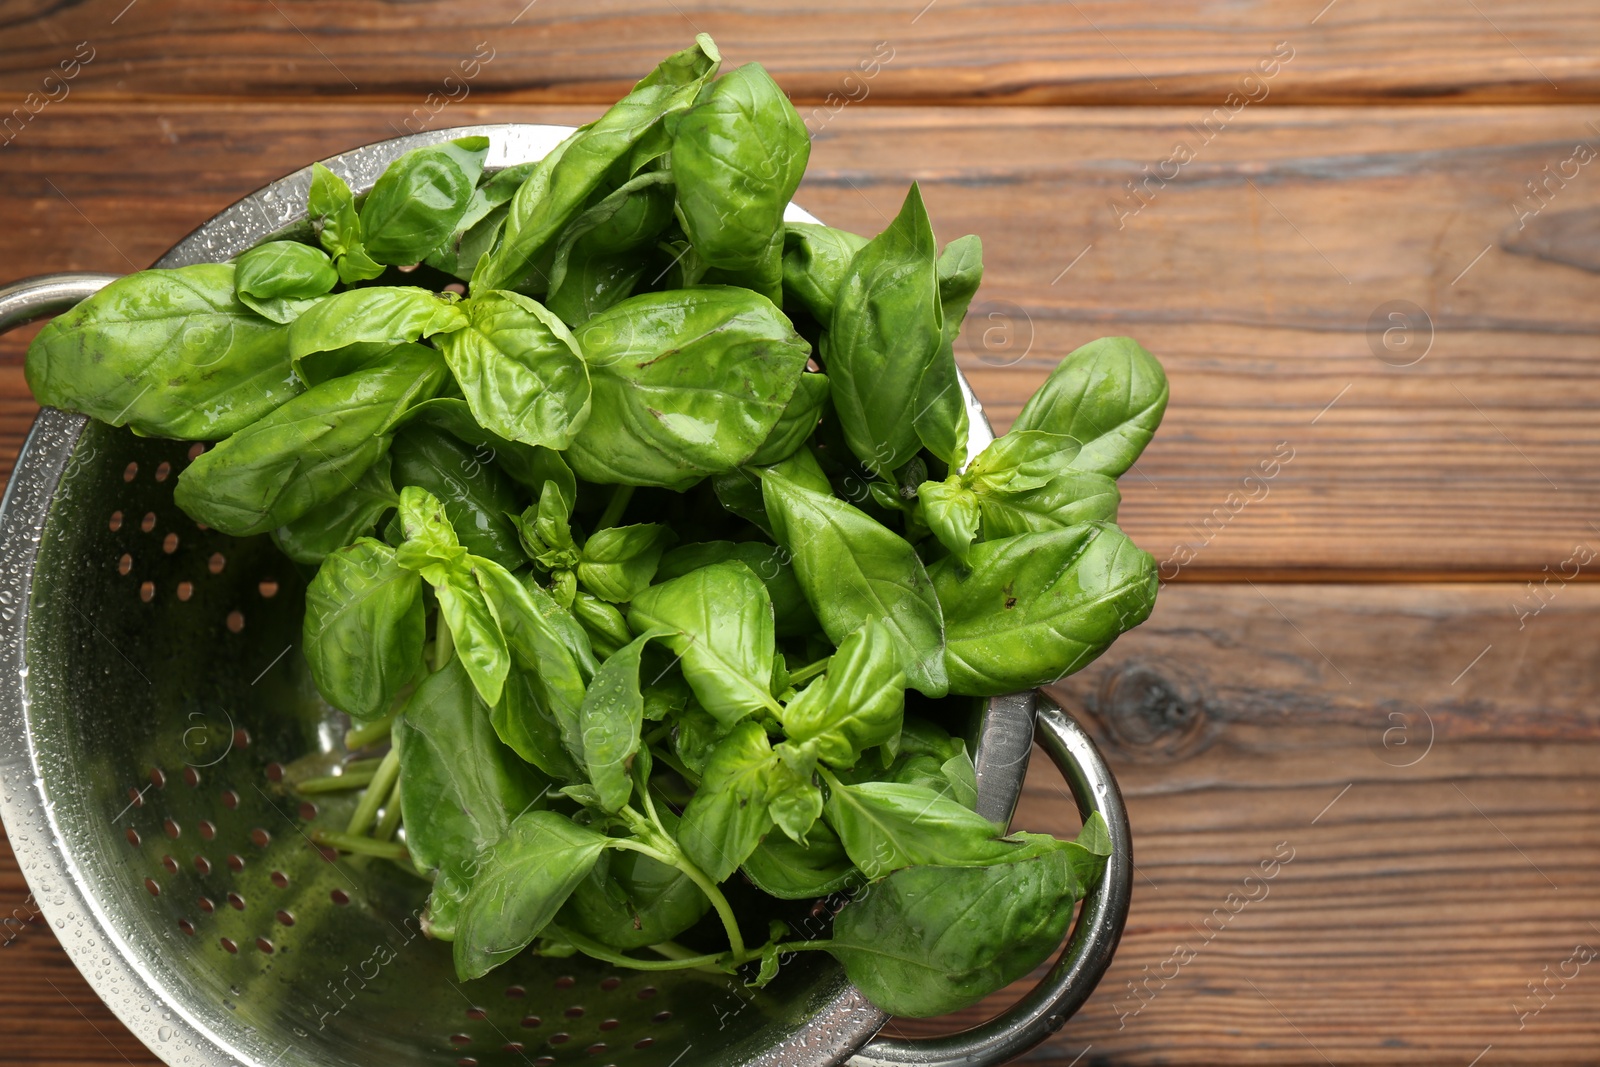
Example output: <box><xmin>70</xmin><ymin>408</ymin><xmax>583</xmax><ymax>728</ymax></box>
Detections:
<box><xmin>3</xmin><ymin>3</ymin><xmax>1600</xmax><ymax>1063</ymax></box>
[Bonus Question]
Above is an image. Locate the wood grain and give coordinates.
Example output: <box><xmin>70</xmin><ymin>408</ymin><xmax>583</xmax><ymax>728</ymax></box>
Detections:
<box><xmin>6</xmin><ymin>582</ymin><xmax>1598</xmax><ymax>1064</ymax></box>
<box><xmin>2</xmin><ymin>102</ymin><xmax>1599</xmax><ymax>576</ymax></box>
<box><xmin>0</xmin><ymin>1</ymin><xmax>1598</xmax><ymax>106</ymax></box>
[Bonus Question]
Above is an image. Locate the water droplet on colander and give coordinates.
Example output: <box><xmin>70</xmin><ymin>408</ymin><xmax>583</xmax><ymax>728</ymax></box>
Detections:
<box><xmin>157</xmin><ymin>1026</ymin><xmax>173</xmax><ymax>1042</ymax></box>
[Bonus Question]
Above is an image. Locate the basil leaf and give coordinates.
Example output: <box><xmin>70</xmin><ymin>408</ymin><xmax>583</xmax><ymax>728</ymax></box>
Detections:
<box><xmin>395</xmin><ymin>656</ymin><xmax>547</xmax><ymax>912</ymax></box>
<box><xmin>288</xmin><ymin>287</ymin><xmax>468</xmax><ymax>365</ymax></box>
<box><xmin>559</xmin><ymin>828</ymin><xmax>709</xmax><ymax>950</ymax></box>
<box><xmin>1010</xmin><ymin>336</ymin><xmax>1169</xmax><ymax>478</ymax></box>
<box><xmin>404</xmin><ymin>396</ymin><xmax>576</xmax><ymax>495</ymax></box>
<box><xmin>820</xmin><ymin>776</ymin><xmax>1013</xmax><ymax>879</ymax></box>
<box><xmin>760</xmin><ymin>470</ymin><xmax>948</xmax><ymax>697</ymax></box>
<box><xmin>826</xmin><ymin>184</ymin><xmax>942</xmax><ymax>477</ymax></box>
<box><xmin>917</xmin><ymin>479</ymin><xmax>981</xmax><ymax>563</ymax></box>
<box><xmin>677</xmin><ymin>719</ymin><xmax>777</xmax><ymax>882</ymax></box>
<box><xmin>977</xmin><ymin>469</ymin><xmax>1121</xmax><ymax>538</ymax></box>
<box><xmin>390</xmin><ymin>422</ymin><xmax>526</xmax><ymax>570</ymax></box>
<box><xmin>825</xmin><ymin>847</ymin><xmax>1084</xmax><ymax>1017</ymax></box>
<box><xmin>672</xmin><ymin>700</ymin><xmax>724</xmax><ymax>779</ymax></box>
<box><xmin>672</xmin><ymin>62</ymin><xmax>810</xmax><ymax>271</ymax></box>
<box><xmin>360</xmin><ymin>136</ymin><xmax>490</xmax><ymax>266</ymax></box>
<box><xmin>494</xmin><ymin>665</ymin><xmax>583</xmax><ymax>782</ymax></box>
<box><xmin>437</xmin><ymin>289</ymin><xmax>591</xmax><ymax>450</ymax></box>
<box><xmin>656</xmin><ymin>540</ymin><xmax>818</xmax><ymax>638</ymax></box>
<box><xmin>307</xmin><ymin>162</ymin><xmax>386</xmax><ymax>284</ymax></box>
<box><xmin>746</xmin><ymin>371</ymin><xmax>829</xmax><ymax>467</ymax></box>
<box><xmin>24</xmin><ymin>264</ymin><xmax>299</xmax><ymax>439</ymax></box>
<box><xmin>425</xmin><ymin>160</ymin><xmax>538</xmax><ymax>281</ymax></box>
<box><xmin>778</xmin><ymin>619</ymin><xmax>904</xmax><ymax>770</ymax></box>
<box><xmin>302</xmin><ymin>537</ymin><xmax>425</xmax><ymax>721</ymax></box>
<box><xmin>781</xmin><ymin>223</ymin><xmax>867</xmax><ymax>326</ymax></box>
<box><xmin>576</xmin><ymin>630</ymin><xmax>662</xmax><ymax>812</ymax></box>
<box><xmin>741</xmin><ymin>820</ymin><xmax>857</xmax><ymax>900</ymax></box>
<box><xmin>887</xmin><ymin>745</ymin><xmax>978</xmax><ymax>812</ymax></box>
<box><xmin>173</xmin><ymin>344</ymin><xmax>446</xmax><ymax>536</ymax></box>
<box><xmin>628</xmin><ymin>561</ymin><xmax>779</xmax><ymax>725</ymax></box>
<box><xmin>931</xmin><ymin>522</ymin><xmax>1158</xmax><ymax>696</ymax></box>
<box><xmin>477</xmin><ymin>35</ymin><xmax>720</xmax><ymax>292</ymax></box>
<box><xmin>966</xmin><ymin>430</ymin><xmax>1080</xmax><ymax>492</ymax></box>
<box><xmin>913</xmin><ymin>234</ymin><xmax>983</xmax><ymax>467</ymax></box>
<box><xmin>568</xmin><ymin>287</ymin><xmax>811</xmax><ymax>489</ymax></box>
<box><xmin>577</xmin><ymin>523</ymin><xmax>674</xmax><ymax>603</ymax></box>
<box><xmin>769</xmin><ymin>754</ymin><xmax>824</xmax><ymax>844</ymax></box>
<box><xmin>272</xmin><ymin>452</ymin><xmax>398</xmax><ymax>565</ymax></box>
<box><xmin>545</xmin><ymin>171</ymin><xmax>676</xmax><ymax>326</ymax></box>
<box><xmin>234</xmin><ymin>240</ymin><xmax>337</xmax><ymax>323</ymax></box>
<box><xmin>572</xmin><ymin>591</ymin><xmax>635</xmax><ymax>658</ymax></box>
<box><xmin>454</xmin><ymin>810</ymin><xmax>609</xmax><ymax>980</ymax></box>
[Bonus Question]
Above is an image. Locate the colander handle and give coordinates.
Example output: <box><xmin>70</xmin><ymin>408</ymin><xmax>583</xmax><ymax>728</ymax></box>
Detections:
<box><xmin>850</xmin><ymin>694</ymin><xmax>1133</xmax><ymax>1067</ymax></box>
<box><xmin>0</xmin><ymin>273</ymin><xmax>120</xmax><ymax>334</ymax></box>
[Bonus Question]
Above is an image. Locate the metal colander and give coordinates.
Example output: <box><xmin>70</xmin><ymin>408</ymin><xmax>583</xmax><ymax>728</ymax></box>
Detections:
<box><xmin>0</xmin><ymin>125</ymin><xmax>1131</xmax><ymax>1067</ymax></box>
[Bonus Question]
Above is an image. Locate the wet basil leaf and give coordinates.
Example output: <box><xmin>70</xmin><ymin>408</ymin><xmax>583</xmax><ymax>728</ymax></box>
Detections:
<box><xmin>559</xmin><ymin>825</ymin><xmax>709</xmax><ymax>950</ymax></box>
<box><xmin>568</xmin><ymin>287</ymin><xmax>811</xmax><ymax>489</ymax></box>
<box><xmin>672</xmin><ymin>62</ymin><xmax>810</xmax><ymax>271</ymax></box>
<box><xmin>234</xmin><ymin>240</ymin><xmax>337</xmax><ymax>323</ymax></box>
<box><xmin>303</xmin><ymin>537</ymin><xmax>425</xmax><ymax>721</ymax></box>
<box><xmin>820</xmin><ymin>775</ymin><xmax>1014</xmax><ymax>880</ymax></box>
<box><xmin>761</xmin><ymin>470</ymin><xmax>947</xmax><ymax>697</ymax></box>
<box><xmin>454</xmin><ymin>810</ymin><xmax>610</xmax><ymax>980</ymax></box>
<box><xmin>272</xmin><ymin>451</ymin><xmax>399</xmax><ymax>565</ymax></box>
<box><xmin>545</xmin><ymin>171</ymin><xmax>676</xmax><ymax>326</ymax></box>
<box><xmin>656</xmin><ymin>540</ymin><xmax>818</xmax><ymax>637</ymax></box>
<box><xmin>576</xmin><ymin>630</ymin><xmax>663</xmax><ymax>812</ymax></box>
<box><xmin>572</xmin><ymin>591</ymin><xmax>634</xmax><ymax>658</ymax></box>
<box><xmin>677</xmin><ymin>719</ymin><xmax>778</xmax><ymax>882</ymax></box>
<box><xmin>1010</xmin><ymin>336</ymin><xmax>1169</xmax><ymax>478</ymax></box>
<box><xmin>917</xmin><ymin>479</ymin><xmax>981</xmax><ymax>563</ymax></box>
<box><xmin>360</xmin><ymin>136</ymin><xmax>490</xmax><ymax>265</ymax></box>
<box><xmin>741</xmin><ymin>819</ymin><xmax>857</xmax><ymax>900</ymax></box>
<box><xmin>494</xmin><ymin>665</ymin><xmax>583</xmax><ymax>782</ymax></box>
<box><xmin>25</xmin><ymin>264</ymin><xmax>300</xmax><ymax>439</ymax></box>
<box><xmin>746</xmin><ymin>371</ymin><xmax>829</xmax><ymax>467</ymax></box>
<box><xmin>778</xmin><ymin>619</ymin><xmax>904</xmax><ymax>770</ymax></box>
<box><xmin>288</xmin><ymin>287</ymin><xmax>468</xmax><ymax>366</ymax></box>
<box><xmin>437</xmin><ymin>289</ymin><xmax>591</xmax><ymax>450</ymax></box>
<box><xmin>390</xmin><ymin>422</ymin><xmax>526</xmax><ymax>570</ymax></box>
<box><xmin>174</xmin><ymin>344</ymin><xmax>447</xmax><ymax>536</ymax></box>
<box><xmin>976</xmin><ymin>469</ymin><xmax>1121</xmax><ymax>538</ymax></box>
<box><xmin>477</xmin><ymin>35</ymin><xmax>720</xmax><ymax>292</ymax></box>
<box><xmin>913</xmin><ymin>234</ymin><xmax>983</xmax><ymax>467</ymax></box>
<box><xmin>629</xmin><ymin>560</ymin><xmax>779</xmax><ymax>726</ymax></box>
<box><xmin>931</xmin><ymin>522</ymin><xmax>1158</xmax><ymax>696</ymax></box>
<box><xmin>405</xmin><ymin>396</ymin><xmax>576</xmax><ymax>495</ymax></box>
<box><xmin>826</xmin><ymin>184</ymin><xmax>942</xmax><ymax>477</ymax></box>
<box><xmin>577</xmin><ymin>523</ymin><xmax>674</xmax><ymax>603</ymax></box>
<box><xmin>781</xmin><ymin>223</ymin><xmax>867</xmax><ymax>326</ymax></box>
<box><xmin>425</xmin><ymin>159</ymin><xmax>538</xmax><ymax>281</ymax></box>
<box><xmin>306</xmin><ymin>162</ymin><xmax>386</xmax><ymax>284</ymax></box>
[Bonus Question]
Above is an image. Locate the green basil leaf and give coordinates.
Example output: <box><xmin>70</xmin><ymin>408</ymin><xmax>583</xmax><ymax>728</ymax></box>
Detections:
<box><xmin>395</xmin><ymin>655</ymin><xmax>547</xmax><ymax>895</ymax></box>
<box><xmin>778</xmin><ymin>619</ymin><xmax>904</xmax><ymax>770</ymax></box>
<box><xmin>572</xmin><ymin>591</ymin><xmax>634</xmax><ymax>658</ymax></box>
<box><xmin>306</xmin><ymin>162</ymin><xmax>386</xmax><ymax>284</ymax></box>
<box><xmin>672</xmin><ymin>700</ymin><xmax>724</xmax><ymax>780</ymax></box>
<box><xmin>781</xmin><ymin>223</ymin><xmax>867</xmax><ymax>326</ymax></box>
<box><xmin>494</xmin><ymin>665</ymin><xmax>583</xmax><ymax>782</ymax></box>
<box><xmin>390</xmin><ymin>422</ymin><xmax>526</xmax><ymax>570</ymax></box>
<box><xmin>917</xmin><ymin>479</ymin><xmax>981</xmax><ymax>563</ymax></box>
<box><xmin>24</xmin><ymin>264</ymin><xmax>299</xmax><ymax>439</ymax></box>
<box><xmin>976</xmin><ymin>470</ymin><xmax>1121</xmax><ymax>539</ymax></box>
<box><xmin>672</xmin><ymin>62</ymin><xmax>810</xmax><ymax>271</ymax></box>
<box><xmin>545</xmin><ymin>171</ymin><xmax>676</xmax><ymax>326</ymax></box>
<box><xmin>656</xmin><ymin>540</ymin><xmax>818</xmax><ymax>638</ymax></box>
<box><xmin>628</xmin><ymin>560</ymin><xmax>779</xmax><ymax>725</ymax></box>
<box><xmin>174</xmin><ymin>344</ymin><xmax>447</xmax><ymax>536</ymax></box>
<box><xmin>931</xmin><ymin>522</ymin><xmax>1158</xmax><ymax>696</ymax></box>
<box><xmin>826</xmin><ymin>184</ymin><xmax>942</xmax><ymax>477</ymax></box>
<box><xmin>404</xmin><ymin>396</ymin><xmax>576</xmax><ymax>495</ymax></box>
<box><xmin>234</xmin><ymin>240</ymin><xmax>338</xmax><ymax>323</ymax></box>
<box><xmin>477</xmin><ymin>35</ymin><xmax>720</xmax><ymax>292</ymax></box>
<box><xmin>746</xmin><ymin>371</ymin><xmax>830</xmax><ymax>467</ymax></box>
<box><xmin>302</xmin><ymin>537</ymin><xmax>425</xmax><ymax>721</ymax></box>
<box><xmin>576</xmin><ymin>629</ymin><xmax>666</xmax><ymax>812</ymax></box>
<box><xmin>966</xmin><ymin>430</ymin><xmax>1080</xmax><ymax>493</ymax></box>
<box><xmin>437</xmin><ymin>569</ymin><xmax>513</xmax><ymax>709</ymax></box>
<box><xmin>454</xmin><ymin>810</ymin><xmax>609</xmax><ymax>980</ymax></box>
<box><xmin>569</xmin><ymin>287</ymin><xmax>812</xmax><ymax>489</ymax></box>
<box><xmin>558</xmin><ymin>826</ymin><xmax>709</xmax><ymax>950</ymax></box>
<box><xmin>913</xmin><ymin>234</ymin><xmax>984</xmax><ymax>467</ymax></box>
<box><xmin>360</xmin><ymin>136</ymin><xmax>490</xmax><ymax>265</ymax></box>
<box><xmin>577</xmin><ymin>523</ymin><xmax>674</xmax><ymax>603</ymax></box>
<box><xmin>272</xmin><ymin>451</ymin><xmax>399</xmax><ymax>565</ymax></box>
<box><xmin>768</xmin><ymin>755</ymin><xmax>824</xmax><ymax>844</ymax></box>
<box><xmin>395</xmin><ymin>483</ymin><xmax>469</xmax><ymax>575</ymax></box>
<box><xmin>288</xmin><ymin>287</ymin><xmax>468</xmax><ymax>365</ymax></box>
<box><xmin>820</xmin><ymin>775</ymin><xmax>1012</xmax><ymax>879</ymax></box>
<box><xmin>425</xmin><ymin>160</ymin><xmax>538</xmax><ymax>280</ymax></box>
<box><xmin>1010</xmin><ymin>336</ymin><xmax>1169</xmax><ymax>478</ymax></box>
<box><xmin>438</xmin><ymin>289</ymin><xmax>591</xmax><ymax>450</ymax></box>
<box><xmin>761</xmin><ymin>470</ymin><xmax>947</xmax><ymax>697</ymax></box>
<box><xmin>886</xmin><ymin>746</ymin><xmax>978</xmax><ymax>812</ymax></box>
<box><xmin>741</xmin><ymin>820</ymin><xmax>857</xmax><ymax>900</ymax></box>
<box><xmin>677</xmin><ymin>719</ymin><xmax>777</xmax><ymax>882</ymax></box>
<box><xmin>825</xmin><ymin>848</ymin><xmax>1085</xmax><ymax>1017</ymax></box>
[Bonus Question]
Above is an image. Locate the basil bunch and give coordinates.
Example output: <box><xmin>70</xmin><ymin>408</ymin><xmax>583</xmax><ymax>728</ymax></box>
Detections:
<box><xmin>23</xmin><ymin>34</ymin><xmax>1165</xmax><ymax>1019</ymax></box>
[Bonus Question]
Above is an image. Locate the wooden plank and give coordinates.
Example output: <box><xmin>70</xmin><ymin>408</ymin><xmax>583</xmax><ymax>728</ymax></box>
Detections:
<box><xmin>5</xmin><ymin>581</ymin><xmax>1597</xmax><ymax>1063</ymax></box>
<box><xmin>0</xmin><ymin>2</ymin><xmax>1597</xmax><ymax>107</ymax></box>
<box><xmin>3</xmin><ymin>102</ymin><xmax>1599</xmax><ymax>577</ymax></box>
